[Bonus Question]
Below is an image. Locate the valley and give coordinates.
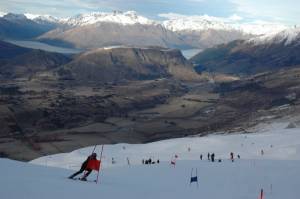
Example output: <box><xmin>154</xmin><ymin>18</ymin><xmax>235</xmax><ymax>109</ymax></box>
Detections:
<box><xmin>0</xmin><ymin>11</ymin><xmax>300</xmax><ymax>163</ymax></box>
<box><xmin>1</xmin><ymin>66</ymin><xmax>300</xmax><ymax>161</ymax></box>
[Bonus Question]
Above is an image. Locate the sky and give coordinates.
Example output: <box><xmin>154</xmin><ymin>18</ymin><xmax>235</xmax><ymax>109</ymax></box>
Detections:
<box><xmin>0</xmin><ymin>0</ymin><xmax>299</xmax><ymax>25</ymax></box>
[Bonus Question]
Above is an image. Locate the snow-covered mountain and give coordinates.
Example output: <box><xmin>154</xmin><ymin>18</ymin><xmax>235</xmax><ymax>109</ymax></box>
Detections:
<box><xmin>24</xmin><ymin>13</ymin><xmax>64</xmax><ymax>25</ymax></box>
<box><xmin>2</xmin><ymin>13</ymin><xmax>28</xmax><ymax>21</ymax></box>
<box><xmin>0</xmin><ymin>13</ymin><xmax>58</xmax><ymax>39</ymax></box>
<box><xmin>64</xmin><ymin>11</ymin><xmax>157</xmax><ymax>26</ymax></box>
<box><xmin>0</xmin><ymin>11</ymin><xmax>295</xmax><ymax>49</ymax></box>
<box><xmin>161</xmin><ymin>14</ymin><xmax>288</xmax><ymax>36</ymax></box>
<box><xmin>236</xmin><ymin>22</ymin><xmax>288</xmax><ymax>36</ymax></box>
<box><xmin>6</xmin><ymin>11</ymin><xmax>289</xmax><ymax>36</ymax></box>
<box><xmin>162</xmin><ymin>14</ymin><xmax>234</xmax><ymax>32</ymax></box>
<box><xmin>191</xmin><ymin>27</ymin><xmax>300</xmax><ymax>75</ymax></box>
<box><xmin>248</xmin><ymin>27</ymin><xmax>300</xmax><ymax>45</ymax></box>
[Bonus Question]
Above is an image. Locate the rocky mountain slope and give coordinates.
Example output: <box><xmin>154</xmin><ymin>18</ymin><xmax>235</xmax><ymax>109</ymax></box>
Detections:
<box><xmin>191</xmin><ymin>28</ymin><xmax>300</xmax><ymax>75</ymax></box>
<box><xmin>0</xmin><ymin>40</ymin><xmax>31</xmax><ymax>59</ymax></box>
<box><xmin>0</xmin><ymin>13</ymin><xmax>57</xmax><ymax>39</ymax></box>
<box><xmin>0</xmin><ymin>40</ymin><xmax>71</xmax><ymax>79</ymax></box>
<box><xmin>39</xmin><ymin>22</ymin><xmax>186</xmax><ymax>49</ymax></box>
<box><xmin>58</xmin><ymin>47</ymin><xmax>201</xmax><ymax>82</ymax></box>
<box><xmin>37</xmin><ymin>11</ymin><xmax>252</xmax><ymax>49</ymax></box>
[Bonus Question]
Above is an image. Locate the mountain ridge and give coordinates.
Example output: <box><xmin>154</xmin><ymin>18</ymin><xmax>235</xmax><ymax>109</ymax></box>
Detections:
<box><xmin>0</xmin><ymin>11</ymin><xmax>293</xmax><ymax>50</ymax></box>
<box><xmin>191</xmin><ymin>27</ymin><xmax>300</xmax><ymax>75</ymax></box>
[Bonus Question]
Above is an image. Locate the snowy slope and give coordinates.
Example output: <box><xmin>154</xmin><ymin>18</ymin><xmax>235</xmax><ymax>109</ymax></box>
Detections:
<box><xmin>31</xmin><ymin>122</ymin><xmax>300</xmax><ymax>170</ymax></box>
<box><xmin>2</xmin><ymin>158</ymin><xmax>300</xmax><ymax>199</ymax></box>
<box><xmin>1</xmin><ymin>122</ymin><xmax>300</xmax><ymax>199</ymax></box>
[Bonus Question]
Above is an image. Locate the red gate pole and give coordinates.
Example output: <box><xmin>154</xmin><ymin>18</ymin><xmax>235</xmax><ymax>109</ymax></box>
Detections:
<box><xmin>96</xmin><ymin>145</ymin><xmax>104</xmax><ymax>184</ymax></box>
<box><xmin>259</xmin><ymin>189</ymin><xmax>264</xmax><ymax>199</ymax></box>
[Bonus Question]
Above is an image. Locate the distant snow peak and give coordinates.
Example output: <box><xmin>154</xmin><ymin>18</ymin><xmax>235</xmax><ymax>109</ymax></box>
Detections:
<box><xmin>24</xmin><ymin>13</ymin><xmax>40</xmax><ymax>20</ymax></box>
<box><xmin>237</xmin><ymin>21</ymin><xmax>288</xmax><ymax>36</ymax></box>
<box><xmin>24</xmin><ymin>13</ymin><xmax>61</xmax><ymax>24</ymax></box>
<box><xmin>3</xmin><ymin>13</ymin><xmax>27</xmax><ymax>21</ymax></box>
<box><xmin>65</xmin><ymin>10</ymin><xmax>157</xmax><ymax>26</ymax></box>
<box><xmin>160</xmin><ymin>13</ymin><xmax>289</xmax><ymax>36</ymax></box>
<box><xmin>248</xmin><ymin>27</ymin><xmax>300</xmax><ymax>46</ymax></box>
<box><xmin>0</xmin><ymin>11</ymin><xmax>7</xmax><ymax>17</ymax></box>
<box><xmin>228</xmin><ymin>14</ymin><xmax>243</xmax><ymax>21</ymax></box>
<box><xmin>160</xmin><ymin>13</ymin><xmax>232</xmax><ymax>32</ymax></box>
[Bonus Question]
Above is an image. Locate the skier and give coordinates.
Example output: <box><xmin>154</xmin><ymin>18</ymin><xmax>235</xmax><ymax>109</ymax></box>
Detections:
<box><xmin>237</xmin><ymin>154</ymin><xmax>241</xmax><ymax>159</ymax></box>
<box><xmin>208</xmin><ymin>153</ymin><xmax>210</xmax><ymax>161</ymax></box>
<box><xmin>68</xmin><ymin>153</ymin><xmax>97</xmax><ymax>181</ymax></box>
<box><xmin>200</xmin><ymin>154</ymin><xmax>203</xmax><ymax>160</ymax></box>
<box><xmin>211</xmin><ymin>153</ymin><xmax>215</xmax><ymax>162</ymax></box>
<box><xmin>127</xmin><ymin>157</ymin><xmax>130</xmax><ymax>166</ymax></box>
<box><xmin>230</xmin><ymin>152</ymin><xmax>234</xmax><ymax>162</ymax></box>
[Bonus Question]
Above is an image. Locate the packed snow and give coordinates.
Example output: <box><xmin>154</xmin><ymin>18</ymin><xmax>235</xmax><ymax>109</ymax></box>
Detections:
<box><xmin>1</xmin><ymin>121</ymin><xmax>300</xmax><ymax>199</ymax></box>
<box><xmin>31</xmin><ymin>122</ymin><xmax>300</xmax><ymax>170</ymax></box>
<box><xmin>2</xmin><ymin>158</ymin><xmax>300</xmax><ymax>199</ymax></box>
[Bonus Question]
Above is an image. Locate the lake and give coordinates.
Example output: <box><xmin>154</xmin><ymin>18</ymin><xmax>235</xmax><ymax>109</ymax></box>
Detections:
<box><xmin>5</xmin><ymin>40</ymin><xmax>82</xmax><ymax>54</ymax></box>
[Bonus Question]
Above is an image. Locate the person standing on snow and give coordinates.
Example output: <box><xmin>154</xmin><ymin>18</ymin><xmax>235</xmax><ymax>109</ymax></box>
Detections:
<box><xmin>230</xmin><ymin>152</ymin><xmax>234</xmax><ymax>162</ymax></box>
<box><xmin>211</xmin><ymin>153</ymin><xmax>215</xmax><ymax>162</ymax></box>
<box><xmin>208</xmin><ymin>153</ymin><xmax>210</xmax><ymax>161</ymax></box>
<box><xmin>68</xmin><ymin>153</ymin><xmax>97</xmax><ymax>181</ymax></box>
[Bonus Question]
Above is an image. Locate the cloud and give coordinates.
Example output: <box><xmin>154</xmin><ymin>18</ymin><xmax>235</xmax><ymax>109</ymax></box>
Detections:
<box><xmin>228</xmin><ymin>14</ymin><xmax>243</xmax><ymax>21</ymax></box>
<box><xmin>159</xmin><ymin>12</ymin><xmax>243</xmax><ymax>23</ymax></box>
<box><xmin>0</xmin><ymin>0</ymin><xmax>298</xmax><ymax>25</ymax></box>
<box><xmin>230</xmin><ymin>0</ymin><xmax>300</xmax><ymax>24</ymax></box>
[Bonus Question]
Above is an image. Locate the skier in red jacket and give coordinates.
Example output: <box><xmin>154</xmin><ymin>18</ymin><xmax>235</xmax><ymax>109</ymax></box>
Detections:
<box><xmin>68</xmin><ymin>153</ymin><xmax>97</xmax><ymax>181</ymax></box>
